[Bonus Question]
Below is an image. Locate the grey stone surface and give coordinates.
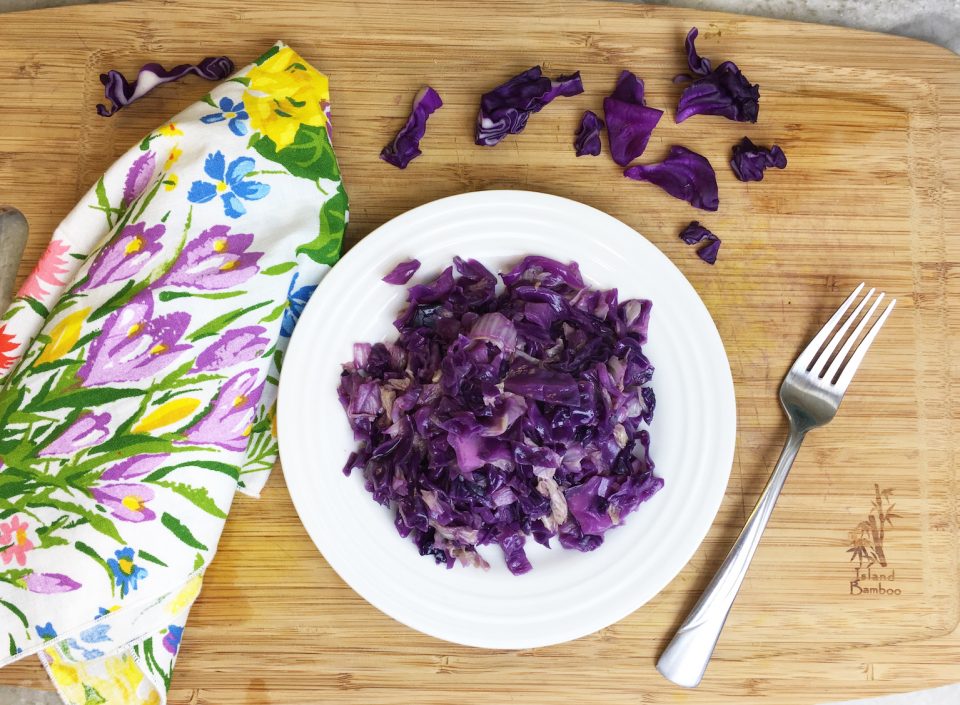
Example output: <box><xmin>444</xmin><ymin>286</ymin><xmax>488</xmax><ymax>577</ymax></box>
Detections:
<box><xmin>0</xmin><ymin>0</ymin><xmax>956</xmax><ymax>703</ymax></box>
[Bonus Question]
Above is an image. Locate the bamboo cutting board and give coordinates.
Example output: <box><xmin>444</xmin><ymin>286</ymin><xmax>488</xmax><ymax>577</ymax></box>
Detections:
<box><xmin>0</xmin><ymin>1</ymin><xmax>958</xmax><ymax>703</ymax></box>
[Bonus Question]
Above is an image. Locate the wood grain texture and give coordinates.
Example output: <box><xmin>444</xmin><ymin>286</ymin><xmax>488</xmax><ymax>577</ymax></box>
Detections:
<box><xmin>0</xmin><ymin>0</ymin><xmax>958</xmax><ymax>702</ymax></box>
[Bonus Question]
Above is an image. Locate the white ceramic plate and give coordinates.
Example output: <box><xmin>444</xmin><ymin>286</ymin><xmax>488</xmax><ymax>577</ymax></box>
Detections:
<box><xmin>278</xmin><ymin>190</ymin><xmax>735</xmax><ymax>649</ymax></box>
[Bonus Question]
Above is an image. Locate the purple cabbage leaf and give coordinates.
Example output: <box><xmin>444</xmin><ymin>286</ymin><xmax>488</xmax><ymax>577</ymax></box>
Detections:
<box><xmin>97</xmin><ymin>57</ymin><xmax>234</xmax><ymax>117</ymax></box>
<box><xmin>380</xmin><ymin>87</ymin><xmax>444</xmax><ymax>169</ymax></box>
<box><xmin>574</xmin><ymin>110</ymin><xmax>604</xmax><ymax>157</ymax></box>
<box><xmin>679</xmin><ymin>220</ymin><xmax>721</xmax><ymax>264</ymax></box>
<box><xmin>603</xmin><ymin>70</ymin><xmax>664</xmax><ymax>166</ymax></box>
<box><xmin>730</xmin><ymin>136</ymin><xmax>787</xmax><ymax>182</ymax></box>
<box><xmin>623</xmin><ymin>145</ymin><xmax>719</xmax><ymax>211</ymax></box>
<box><xmin>675</xmin><ymin>28</ymin><xmax>759</xmax><ymax>124</ymax></box>
<box><xmin>476</xmin><ymin>67</ymin><xmax>584</xmax><ymax>147</ymax></box>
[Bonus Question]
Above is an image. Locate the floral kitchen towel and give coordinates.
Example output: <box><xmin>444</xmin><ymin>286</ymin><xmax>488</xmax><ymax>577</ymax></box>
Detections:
<box><xmin>0</xmin><ymin>42</ymin><xmax>347</xmax><ymax>704</ymax></box>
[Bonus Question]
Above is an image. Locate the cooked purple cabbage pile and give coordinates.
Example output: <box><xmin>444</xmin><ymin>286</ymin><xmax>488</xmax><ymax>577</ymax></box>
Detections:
<box><xmin>338</xmin><ymin>256</ymin><xmax>662</xmax><ymax>575</ymax></box>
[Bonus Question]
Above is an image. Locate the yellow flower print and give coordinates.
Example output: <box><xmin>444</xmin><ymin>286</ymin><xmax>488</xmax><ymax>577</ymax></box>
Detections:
<box><xmin>243</xmin><ymin>46</ymin><xmax>329</xmax><ymax>150</ymax></box>
<box><xmin>156</xmin><ymin>122</ymin><xmax>183</xmax><ymax>137</ymax></box>
<box><xmin>164</xmin><ymin>145</ymin><xmax>182</xmax><ymax>170</ymax></box>
<box><xmin>36</xmin><ymin>307</ymin><xmax>90</xmax><ymax>365</ymax></box>
<box><xmin>163</xmin><ymin>174</ymin><xmax>178</xmax><ymax>191</ymax></box>
<box><xmin>132</xmin><ymin>397</ymin><xmax>200</xmax><ymax>433</ymax></box>
<box><xmin>167</xmin><ymin>574</ymin><xmax>203</xmax><ymax>614</ymax></box>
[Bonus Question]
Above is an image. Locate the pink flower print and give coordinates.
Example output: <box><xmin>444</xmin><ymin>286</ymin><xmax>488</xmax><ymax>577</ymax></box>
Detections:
<box><xmin>80</xmin><ymin>221</ymin><xmax>165</xmax><ymax>290</ymax></box>
<box><xmin>17</xmin><ymin>238</ymin><xmax>72</xmax><ymax>302</ymax></box>
<box><xmin>91</xmin><ymin>483</ymin><xmax>156</xmax><ymax>522</ymax></box>
<box><xmin>182</xmin><ymin>369</ymin><xmax>264</xmax><ymax>451</ymax></box>
<box><xmin>158</xmin><ymin>224</ymin><xmax>262</xmax><ymax>291</ymax></box>
<box><xmin>26</xmin><ymin>573</ymin><xmax>81</xmax><ymax>593</ymax></box>
<box><xmin>99</xmin><ymin>453</ymin><xmax>168</xmax><ymax>481</ymax></box>
<box><xmin>79</xmin><ymin>293</ymin><xmax>191</xmax><ymax>387</ymax></box>
<box><xmin>122</xmin><ymin>151</ymin><xmax>157</xmax><ymax>208</ymax></box>
<box><xmin>39</xmin><ymin>412</ymin><xmax>112</xmax><ymax>456</ymax></box>
<box><xmin>0</xmin><ymin>516</ymin><xmax>34</xmax><ymax>566</ymax></box>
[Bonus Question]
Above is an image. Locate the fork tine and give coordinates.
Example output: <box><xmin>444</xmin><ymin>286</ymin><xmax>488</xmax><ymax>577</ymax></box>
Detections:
<box><xmin>795</xmin><ymin>283</ymin><xmax>864</xmax><ymax>371</ymax></box>
<box><xmin>823</xmin><ymin>292</ymin><xmax>884</xmax><ymax>383</ymax></box>
<box><xmin>833</xmin><ymin>298</ymin><xmax>896</xmax><ymax>394</ymax></box>
<box><xmin>810</xmin><ymin>287</ymin><xmax>875</xmax><ymax>377</ymax></box>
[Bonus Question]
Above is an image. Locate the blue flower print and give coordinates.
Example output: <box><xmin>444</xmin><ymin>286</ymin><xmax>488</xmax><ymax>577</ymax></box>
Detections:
<box><xmin>187</xmin><ymin>151</ymin><xmax>270</xmax><ymax>219</ymax></box>
<box><xmin>35</xmin><ymin>622</ymin><xmax>56</xmax><ymax>641</ymax></box>
<box><xmin>65</xmin><ymin>638</ymin><xmax>104</xmax><ymax>660</ymax></box>
<box><xmin>280</xmin><ymin>272</ymin><xmax>317</xmax><ymax>338</ymax></box>
<box><xmin>79</xmin><ymin>624</ymin><xmax>111</xmax><ymax>643</ymax></box>
<box><xmin>200</xmin><ymin>96</ymin><xmax>249</xmax><ymax>136</ymax></box>
<box><xmin>107</xmin><ymin>547</ymin><xmax>148</xmax><ymax>598</ymax></box>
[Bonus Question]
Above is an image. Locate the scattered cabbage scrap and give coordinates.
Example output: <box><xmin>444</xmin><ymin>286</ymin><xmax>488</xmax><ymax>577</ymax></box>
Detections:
<box><xmin>603</xmin><ymin>70</ymin><xmax>664</xmax><ymax>166</ymax></box>
<box><xmin>476</xmin><ymin>67</ymin><xmax>584</xmax><ymax>146</ymax></box>
<box><xmin>97</xmin><ymin>57</ymin><xmax>235</xmax><ymax>117</ymax></box>
<box><xmin>382</xmin><ymin>259</ymin><xmax>422</xmax><ymax>285</ymax></box>
<box><xmin>574</xmin><ymin>110</ymin><xmax>604</xmax><ymax>157</ymax></box>
<box><xmin>679</xmin><ymin>221</ymin><xmax>721</xmax><ymax>264</ymax></box>
<box><xmin>730</xmin><ymin>136</ymin><xmax>787</xmax><ymax>182</ymax></box>
<box><xmin>675</xmin><ymin>28</ymin><xmax>759</xmax><ymax>124</ymax></box>
<box><xmin>623</xmin><ymin>145</ymin><xmax>719</xmax><ymax>211</ymax></box>
<box><xmin>380</xmin><ymin>87</ymin><xmax>444</xmax><ymax>169</ymax></box>
<box><xmin>339</xmin><ymin>256</ymin><xmax>661</xmax><ymax>575</ymax></box>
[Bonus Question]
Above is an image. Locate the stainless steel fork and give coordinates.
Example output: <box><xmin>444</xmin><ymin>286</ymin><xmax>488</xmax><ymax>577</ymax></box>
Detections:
<box><xmin>657</xmin><ymin>283</ymin><xmax>896</xmax><ymax>688</ymax></box>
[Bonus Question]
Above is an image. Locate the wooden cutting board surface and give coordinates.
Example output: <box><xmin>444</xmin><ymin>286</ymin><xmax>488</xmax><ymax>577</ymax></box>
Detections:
<box><xmin>0</xmin><ymin>0</ymin><xmax>958</xmax><ymax>703</ymax></box>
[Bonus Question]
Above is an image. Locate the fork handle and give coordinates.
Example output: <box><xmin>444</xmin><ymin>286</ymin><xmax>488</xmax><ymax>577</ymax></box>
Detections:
<box><xmin>656</xmin><ymin>428</ymin><xmax>806</xmax><ymax>688</ymax></box>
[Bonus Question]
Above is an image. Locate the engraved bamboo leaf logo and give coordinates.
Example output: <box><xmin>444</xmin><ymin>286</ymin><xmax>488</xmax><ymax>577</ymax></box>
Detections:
<box><xmin>847</xmin><ymin>484</ymin><xmax>899</xmax><ymax>569</ymax></box>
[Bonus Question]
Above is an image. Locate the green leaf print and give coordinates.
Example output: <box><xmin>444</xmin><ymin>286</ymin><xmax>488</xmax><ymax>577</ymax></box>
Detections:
<box><xmin>0</xmin><ymin>598</ymin><xmax>28</xmax><ymax>628</ymax></box>
<box><xmin>187</xmin><ymin>301</ymin><xmax>271</xmax><ymax>342</ymax></box>
<box><xmin>193</xmin><ymin>552</ymin><xmax>205</xmax><ymax>571</ymax></box>
<box><xmin>161</xmin><ymin>512</ymin><xmax>208</xmax><ymax>551</ymax></box>
<box><xmin>159</xmin><ymin>290</ymin><xmax>245</xmax><ymax>303</ymax></box>
<box><xmin>144</xmin><ymin>460</ymin><xmax>239</xmax><ymax>483</ymax></box>
<box><xmin>262</xmin><ymin>261</ymin><xmax>297</xmax><ymax>276</ymax></box>
<box><xmin>152</xmin><ymin>481</ymin><xmax>226</xmax><ymax>518</ymax></box>
<box><xmin>253</xmin><ymin>123</ymin><xmax>337</xmax><ymax>182</ymax></box>
<box><xmin>37</xmin><ymin>499</ymin><xmax>123</xmax><ymax>543</ymax></box>
<box><xmin>8</xmin><ymin>633</ymin><xmax>17</xmax><ymax>657</ymax></box>
<box><xmin>0</xmin><ymin>569</ymin><xmax>31</xmax><ymax>589</ymax></box>
<box><xmin>297</xmin><ymin>180</ymin><xmax>347</xmax><ymax>265</ymax></box>
<box><xmin>75</xmin><ymin>540</ymin><xmax>116</xmax><ymax>598</ymax></box>
<box><xmin>143</xmin><ymin>637</ymin><xmax>171</xmax><ymax>690</ymax></box>
<box><xmin>137</xmin><ymin>549</ymin><xmax>169</xmax><ymax>568</ymax></box>
<box><xmin>82</xmin><ymin>684</ymin><xmax>107</xmax><ymax>705</ymax></box>
<box><xmin>258</xmin><ymin>302</ymin><xmax>287</xmax><ymax>324</ymax></box>
<box><xmin>27</xmin><ymin>387</ymin><xmax>144</xmax><ymax>413</ymax></box>
<box><xmin>255</xmin><ymin>44</ymin><xmax>280</xmax><ymax>65</ymax></box>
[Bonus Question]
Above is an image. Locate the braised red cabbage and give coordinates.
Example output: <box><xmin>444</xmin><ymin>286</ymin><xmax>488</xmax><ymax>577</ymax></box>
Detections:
<box><xmin>603</xmin><ymin>70</ymin><xmax>664</xmax><ymax>166</ymax></box>
<box><xmin>97</xmin><ymin>57</ymin><xmax>234</xmax><ymax>117</ymax></box>
<box><xmin>339</xmin><ymin>256</ymin><xmax>661</xmax><ymax>575</ymax></box>
<box><xmin>675</xmin><ymin>28</ymin><xmax>759</xmax><ymax>124</ymax></box>
<box><xmin>380</xmin><ymin>86</ymin><xmax>443</xmax><ymax>169</ymax></box>
<box><xmin>476</xmin><ymin>67</ymin><xmax>584</xmax><ymax>147</ymax></box>
<box><xmin>730</xmin><ymin>136</ymin><xmax>787</xmax><ymax>182</ymax></box>
<box><xmin>574</xmin><ymin>110</ymin><xmax>604</xmax><ymax>157</ymax></box>
<box><xmin>679</xmin><ymin>221</ymin><xmax>721</xmax><ymax>264</ymax></box>
<box><xmin>623</xmin><ymin>145</ymin><xmax>719</xmax><ymax>211</ymax></box>
<box><xmin>382</xmin><ymin>259</ymin><xmax>422</xmax><ymax>285</ymax></box>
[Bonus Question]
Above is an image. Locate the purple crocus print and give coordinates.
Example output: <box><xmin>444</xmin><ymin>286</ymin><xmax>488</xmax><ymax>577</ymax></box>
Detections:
<box><xmin>91</xmin><ymin>483</ymin><xmax>156</xmax><ymax>522</ymax></box>
<box><xmin>80</xmin><ymin>222</ymin><xmax>165</xmax><ymax>290</ymax></box>
<box><xmin>99</xmin><ymin>453</ymin><xmax>169</xmax><ymax>481</ymax></box>
<box><xmin>25</xmin><ymin>573</ymin><xmax>81</xmax><ymax>594</ymax></box>
<box><xmin>193</xmin><ymin>326</ymin><xmax>269</xmax><ymax>372</ymax></box>
<box><xmin>182</xmin><ymin>369</ymin><xmax>263</xmax><ymax>451</ymax></box>
<box><xmin>39</xmin><ymin>412</ymin><xmax>111</xmax><ymax>456</ymax></box>
<box><xmin>159</xmin><ymin>225</ymin><xmax>262</xmax><ymax>291</ymax></box>
<box><xmin>122</xmin><ymin>151</ymin><xmax>157</xmax><ymax>208</ymax></box>
<box><xmin>162</xmin><ymin>624</ymin><xmax>184</xmax><ymax>655</ymax></box>
<box><xmin>79</xmin><ymin>293</ymin><xmax>191</xmax><ymax>387</ymax></box>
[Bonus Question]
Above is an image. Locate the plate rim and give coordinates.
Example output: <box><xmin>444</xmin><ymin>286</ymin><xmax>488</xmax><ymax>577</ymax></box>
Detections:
<box><xmin>278</xmin><ymin>189</ymin><xmax>736</xmax><ymax>649</ymax></box>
